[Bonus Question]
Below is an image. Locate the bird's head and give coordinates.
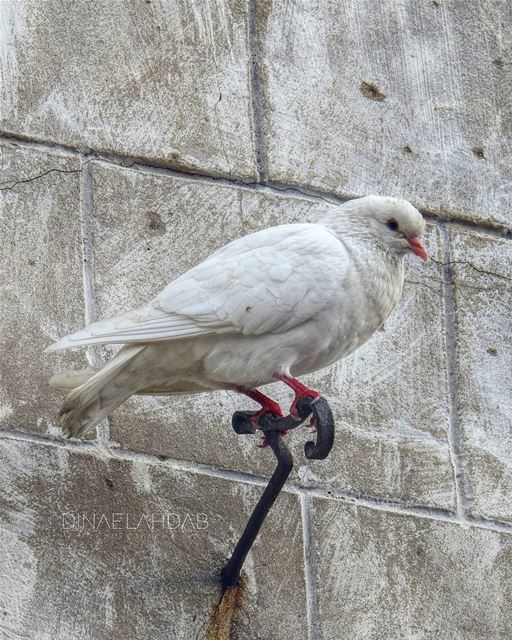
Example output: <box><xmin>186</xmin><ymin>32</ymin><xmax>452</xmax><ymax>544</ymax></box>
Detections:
<box><xmin>324</xmin><ymin>195</ymin><xmax>428</xmax><ymax>261</ymax></box>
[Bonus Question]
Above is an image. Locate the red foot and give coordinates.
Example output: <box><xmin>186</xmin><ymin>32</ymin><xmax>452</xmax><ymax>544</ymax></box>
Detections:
<box><xmin>234</xmin><ymin>386</ymin><xmax>284</xmax><ymax>429</ymax></box>
<box><xmin>235</xmin><ymin>387</ymin><xmax>288</xmax><ymax>448</ymax></box>
<box><xmin>275</xmin><ymin>374</ymin><xmax>321</xmax><ymax>418</ymax></box>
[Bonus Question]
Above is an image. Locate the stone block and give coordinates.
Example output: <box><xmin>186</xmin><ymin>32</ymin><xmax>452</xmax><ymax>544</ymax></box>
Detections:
<box><xmin>0</xmin><ymin>438</ymin><xmax>307</xmax><ymax>639</ymax></box>
<box><xmin>450</xmin><ymin>228</ymin><xmax>512</xmax><ymax>522</ymax></box>
<box><xmin>87</xmin><ymin>162</ymin><xmax>454</xmax><ymax>508</ymax></box>
<box><xmin>0</xmin><ymin>142</ymin><xmax>85</xmax><ymax>433</ymax></box>
<box><xmin>312</xmin><ymin>498</ymin><xmax>512</xmax><ymax>639</ymax></box>
<box><xmin>257</xmin><ymin>0</ymin><xmax>512</xmax><ymax>225</ymax></box>
<box><xmin>0</xmin><ymin>0</ymin><xmax>256</xmax><ymax>180</ymax></box>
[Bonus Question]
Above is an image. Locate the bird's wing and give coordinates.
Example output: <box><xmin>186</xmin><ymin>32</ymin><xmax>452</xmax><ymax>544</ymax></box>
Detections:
<box><xmin>47</xmin><ymin>224</ymin><xmax>348</xmax><ymax>350</ymax></box>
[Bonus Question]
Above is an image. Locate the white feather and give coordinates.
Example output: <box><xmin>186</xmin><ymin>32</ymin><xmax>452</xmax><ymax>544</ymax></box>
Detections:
<box><xmin>46</xmin><ymin>224</ymin><xmax>347</xmax><ymax>350</ymax></box>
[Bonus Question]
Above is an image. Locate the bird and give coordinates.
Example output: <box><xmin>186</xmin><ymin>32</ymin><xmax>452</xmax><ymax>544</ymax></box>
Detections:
<box><xmin>46</xmin><ymin>195</ymin><xmax>428</xmax><ymax>439</ymax></box>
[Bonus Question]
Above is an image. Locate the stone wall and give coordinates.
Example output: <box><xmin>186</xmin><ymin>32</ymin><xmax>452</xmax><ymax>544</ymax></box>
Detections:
<box><xmin>1</xmin><ymin>1</ymin><xmax>511</xmax><ymax>638</ymax></box>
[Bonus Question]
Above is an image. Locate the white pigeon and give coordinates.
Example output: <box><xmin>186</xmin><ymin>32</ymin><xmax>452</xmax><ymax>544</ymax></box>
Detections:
<box><xmin>47</xmin><ymin>195</ymin><xmax>428</xmax><ymax>438</ymax></box>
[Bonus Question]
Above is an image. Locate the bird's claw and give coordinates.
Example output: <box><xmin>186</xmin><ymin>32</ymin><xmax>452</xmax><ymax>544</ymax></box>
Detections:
<box><xmin>232</xmin><ymin>397</ymin><xmax>312</xmax><ymax>435</ymax></box>
<box><xmin>231</xmin><ymin>396</ymin><xmax>335</xmax><ymax>460</ymax></box>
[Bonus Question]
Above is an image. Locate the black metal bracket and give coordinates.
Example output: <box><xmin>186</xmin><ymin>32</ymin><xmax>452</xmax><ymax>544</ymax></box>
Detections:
<box><xmin>221</xmin><ymin>396</ymin><xmax>335</xmax><ymax>590</ymax></box>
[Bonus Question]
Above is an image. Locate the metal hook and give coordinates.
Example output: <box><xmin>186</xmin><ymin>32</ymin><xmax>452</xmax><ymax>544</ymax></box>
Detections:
<box><xmin>221</xmin><ymin>429</ymin><xmax>293</xmax><ymax>589</ymax></box>
<box><xmin>221</xmin><ymin>396</ymin><xmax>335</xmax><ymax>590</ymax></box>
<box><xmin>302</xmin><ymin>397</ymin><xmax>335</xmax><ymax>460</ymax></box>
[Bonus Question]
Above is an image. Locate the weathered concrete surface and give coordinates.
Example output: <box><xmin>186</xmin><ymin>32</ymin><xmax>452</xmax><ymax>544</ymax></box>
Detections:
<box><xmin>0</xmin><ymin>439</ymin><xmax>308</xmax><ymax>639</ymax></box>
<box><xmin>450</xmin><ymin>229</ymin><xmax>512</xmax><ymax>523</ymax></box>
<box><xmin>84</xmin><ymin>162</ymin><xmax>454</xmax><ymax>508</ymax></box>
<box><xmin>0</xmin><ymin>142</ymin><xmax>85</xmax><ymax>433</ymax></box>
<box><xmin>257</xmin><ymin>0</ymin><xmax>512</xmax><ymax>225</ymax></box>
<box><xmin>2</xmin><ymin>0</ymin><xmax>512</xmax><ymax>636</ymax></box>
<box><xmin>312</xmin><ymin>498</ymin><xmax>512</xmax><ymax>639</ymax></box>
<box><xmin>0</xmin><ymin>0</ymin><xmax>256</xmax><ymax>180</ymax></box>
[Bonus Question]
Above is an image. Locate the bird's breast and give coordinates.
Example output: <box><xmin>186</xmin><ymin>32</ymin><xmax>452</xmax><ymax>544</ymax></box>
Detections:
<box><xmin>292</xmin><ymin>255</ymin><xmax>404</xmax><ymax>376</ymax></box>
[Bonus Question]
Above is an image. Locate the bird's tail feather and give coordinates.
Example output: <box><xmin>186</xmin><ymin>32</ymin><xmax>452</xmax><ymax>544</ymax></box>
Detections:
<box><xmin>58</xmin><ymin>345</ymin><xmax>145</xmax><ymax>439</ymax></box>
<box><xmin>49</xmin><ymin>366</ymin><xmax>99</xmax><ymax>391</ymax></box>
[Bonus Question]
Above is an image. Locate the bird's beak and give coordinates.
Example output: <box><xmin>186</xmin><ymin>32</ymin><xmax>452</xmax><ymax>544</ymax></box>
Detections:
<box><xmin>407</xmin><ymin>237</ymin><xmax>429</xmax><ymax>261</ymax></box>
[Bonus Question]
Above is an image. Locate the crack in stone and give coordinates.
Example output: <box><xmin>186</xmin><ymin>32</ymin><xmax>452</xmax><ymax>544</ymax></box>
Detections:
<box><xmin>404</xmin><ymin>278</ymin><xmax>443</xmax><ymax>296</ymax></box>
<box><xmin>2</xmin><ymin>131</ymin><xmax>512</xmax><ymax>240</ymax></box>
<box><xmin>0</xmin><ymin>157</ymin><xmax>97</xmax><ymax>191</ymax></box>
<box><xmin>430</xmin><ymin>257</ymin><xmax>511</xmax><ymax>281</ymax></box>
<box><xmin>0</xmin><ymin>167</ymin><xmax>81</xmax><ymax>191</ymax></box>
<box><xmin>457</xmin><ymin>262</ymin><xmax>511</xmax><ymax>281</ymax></box>
<box><xmin>457</xmin><ymin>283</ymin><xmax>508</xmax><ymax>293</ymax></box>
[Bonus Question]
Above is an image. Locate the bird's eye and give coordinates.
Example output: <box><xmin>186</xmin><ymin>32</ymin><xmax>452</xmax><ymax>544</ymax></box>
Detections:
<box><xmin>387</xmin><ymin>218</ymin><xmax>399</xmax><ymax>231</ymax></box>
